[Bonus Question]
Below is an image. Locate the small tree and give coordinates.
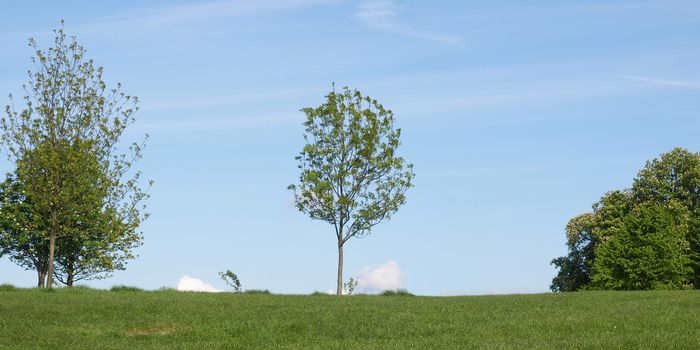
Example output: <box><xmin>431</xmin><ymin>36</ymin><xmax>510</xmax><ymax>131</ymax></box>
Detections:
<box><xmin>219</xmin><ymin>270</ymin><xmax>242</xmax><ymax>292</ymax></box>
<box><xmin>343</xmin><ymin>277</ymin><xmax>358</xmax><ymax>295</ymax></box>
<box><xmin>289</xmin><ymin>86</ymin><xmax>414</xmax><ymax>295</ymax></box>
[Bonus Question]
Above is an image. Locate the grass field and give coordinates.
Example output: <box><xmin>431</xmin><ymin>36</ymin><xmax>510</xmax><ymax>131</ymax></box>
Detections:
<box><xmin>0</xmin><ymin>286</ymin><xmax>698</xmax><ymax>349</ymax></box>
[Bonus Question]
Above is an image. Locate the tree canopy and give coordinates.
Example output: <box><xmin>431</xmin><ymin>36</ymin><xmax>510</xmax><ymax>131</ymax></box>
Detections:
<box><xmin>290</xmin><ymin>86</ymin><xmax>414</xmax><ymax>295</ymax></box>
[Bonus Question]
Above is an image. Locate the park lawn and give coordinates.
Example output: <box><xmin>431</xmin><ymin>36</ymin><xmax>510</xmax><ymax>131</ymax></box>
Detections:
<box><xmin>0</xmin><ymin>287</ymin><xmax>698</xmax><ymax>349</ymax></box>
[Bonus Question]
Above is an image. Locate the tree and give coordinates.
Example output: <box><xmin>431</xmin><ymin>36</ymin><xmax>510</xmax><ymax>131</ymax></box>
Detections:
<box><xmin>289</xmin><ymin>86</ymin><xmax>414</xmax><ymax>296</ymax></box>
<box><xmin>550</xmin><ymin>212</ymin><xmax>597</xmax><ymax>292</ymax></box>
<box><xmin>0</xmin><ymin>23</ymin><xmax>149</xmax><ymax>287</ymax></box>
<box><xmin>631</xmin><ymin>147</ymin><xmax>700</xmax><ymax>287</ymax></box>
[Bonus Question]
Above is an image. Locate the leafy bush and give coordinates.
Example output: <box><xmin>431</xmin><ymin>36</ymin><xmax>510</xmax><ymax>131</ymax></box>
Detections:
<box><xmin>381</xmin><ymin>289</ymin><xmax>414</xmax><ymax>297</ymax></box>
<box><xmin>111</xmin><ymin>285</ymin><xmax>143</xmax><ymax>292</ymax></box>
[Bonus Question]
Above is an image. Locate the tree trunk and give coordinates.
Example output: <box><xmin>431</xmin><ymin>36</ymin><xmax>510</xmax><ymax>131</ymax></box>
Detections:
<box><xmin>66</xmin><ymin>262</ymin><xmax>74</xmax><ymax>287</ymax></box>
<box><xmin>336</xmin><ymin>242</ymin><xmax>343</xmax><ymax>296</ymax></box>
<box><xmin>46</xmin><ymin>229</ymin><xmax>56</xmax><ymax>288</ymax></box>
<box><xmin>37</xmin><ymin>269</ymin><xmax>46</xmax><ymax>288</ymax></box>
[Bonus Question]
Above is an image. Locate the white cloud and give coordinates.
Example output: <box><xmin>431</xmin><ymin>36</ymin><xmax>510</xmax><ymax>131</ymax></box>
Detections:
<box><xmin>623</xmin><ymin>75</ymin><xmax>700</xmax><ymax>90</ymax></box>
<box><xmin>356</xmin><ymin>260</ymin><xmax>404</xmax><ymax>292</ymax></box>
<box><xmin>354</xmin><ymin>1</ymin><xmax>462</xmax><ymax>46</ymax></box>
<box><xmin>176</xmin><ymin>275</ymin><xmax>222</xmax><ymax>292</ymax></box>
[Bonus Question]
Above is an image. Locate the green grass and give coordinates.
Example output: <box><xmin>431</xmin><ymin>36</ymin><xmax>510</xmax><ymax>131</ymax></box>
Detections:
<box><xmin>0</xmin><ymin>288</ymin><xmax>698</xmax><ymax>349</ymax></box>
<box><xmin>243</xmin><ymin>289</ymin><xmax>272</xmax><ymax>294</ymax></box>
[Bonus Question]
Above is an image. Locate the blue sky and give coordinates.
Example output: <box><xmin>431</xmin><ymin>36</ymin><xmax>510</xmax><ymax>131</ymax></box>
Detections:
<box><xmin>1</xmin><ymin>0</ymin><xmax>699</xmax><ymax>295</ymax></box>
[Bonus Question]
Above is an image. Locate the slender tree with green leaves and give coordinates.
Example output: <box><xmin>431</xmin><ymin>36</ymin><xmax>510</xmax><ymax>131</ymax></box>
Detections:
<box><xmin>0</xmin><ymin>23</ymin><xmax>150</xmax><ymax>287</ymax></box>
<box><xmin>289</xmin><ymin>86</ymin><xmax>414</xmax><ymax>295</ymax></box>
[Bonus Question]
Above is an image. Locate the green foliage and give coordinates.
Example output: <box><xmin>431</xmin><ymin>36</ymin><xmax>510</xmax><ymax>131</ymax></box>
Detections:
<box><xmin>0</xmin><ymin>173</ymin><xmax>50</xmax><ymax>287</ymax></box>
<box><xmin>631</xmin><ymin>148</ymin><xmax>700</xmax><ymax>286</ymax></box>
<box><xmin>290</xmin><ymin>86</ymin><xmax>414</xmax><ymax>238</ymax></box>
<box><xmin>343</xmin><ymin>277</ymin><xmax>358</xmax><ymax>295</ymax></box>
<box><xmin>552</xmin><ymin>148</ymin><xmax>700</xmax><ymax>291</ymax></box>
<box><xmin>110</xmin><ymin>285</ymin><xmax>143</xmax><ymax>292</ymax></box>
<box><xmin>0</xmin><ymin>23</ymin><xmax>149</xmax><ymax>287</ymax></box>
<box><xmin>219</xmin><ymin>270</ymin><xmax>241</xmax><ymax>292</ymax></box>
<box><xmin>591</xmin><ymin>202</ymin><xmax>692</xmax><ymax>290</ymax></box>
<box><xmin>632</xmin><ymin>148</ymin><xmax>700</xmax><ymax>209</ymax></box>
<box><xmin>381</xmin><ymin>289</ymin><xmax>414</xmax><ymax>296</ymax></box>
<box><xmin>289</xmin><ymin>86</ymin><xmax>414</xmax><ymax>295</ymax></box>
<box><xmin>550</xmin><ymin>213</ymin><xmax>597</xmax><ymax>292</ymax></box>
<box><xmin>310</xmin><ymin>291</ymin><xmax>331</xmax><ymax>296</ymax></box>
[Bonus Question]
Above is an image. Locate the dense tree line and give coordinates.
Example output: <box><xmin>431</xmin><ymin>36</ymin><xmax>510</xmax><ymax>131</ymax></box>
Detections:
<box><xmin>0</xmin><ymin>24</ymin><xmax>149</xmax><ymax>287</ymax></box>
<box><xmin>552</xmin><ymin>148</ymin><xmax>700</xmax><ymax>291</ymax></box>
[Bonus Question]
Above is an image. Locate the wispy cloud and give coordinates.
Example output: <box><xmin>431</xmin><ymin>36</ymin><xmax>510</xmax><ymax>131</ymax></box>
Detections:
<box><xmin>354</xmin><ymin>1</ymin><xmax>462</xmax><ymax>46</ymax></box>
<box><xmin>82</xmin><ymin>0</ymin><xmax>341</xmax><ymax>32</ymax></box>
<box><xmin>136</xmin><ymin>114</ymin><xmax>301</xmax><ymax>132</ymax></box>
<box><xmin>140</xmin><ymin>86</ymin><xmax>321</xmax><ymax>112</ymax></box>
<box><xmin>623</xmin><ymin>75</ymin><xmax>700</xmax><ymax>90</ymax></box>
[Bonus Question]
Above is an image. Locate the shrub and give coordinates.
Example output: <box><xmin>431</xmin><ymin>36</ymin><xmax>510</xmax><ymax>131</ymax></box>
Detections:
<box><xmin>111</xmin><ymin>285</ymin><xmax>143</xmax><ymax>292</ymax></box>
<box><xmin>310</xmin><ymin>291</ymin><xmax>331</xmax><ymax>296</ymax></box>
<box><xmin>381</xmin><ymin>289</ymin><xmax>414</xmax><ymax>296</ymax></box>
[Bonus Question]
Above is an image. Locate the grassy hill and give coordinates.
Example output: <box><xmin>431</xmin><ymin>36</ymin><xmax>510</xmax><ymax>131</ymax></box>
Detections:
<box><xmin>0</xmin><ymin>286</ymin><xmax>698</xmax><ymax>349</ymax></box>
